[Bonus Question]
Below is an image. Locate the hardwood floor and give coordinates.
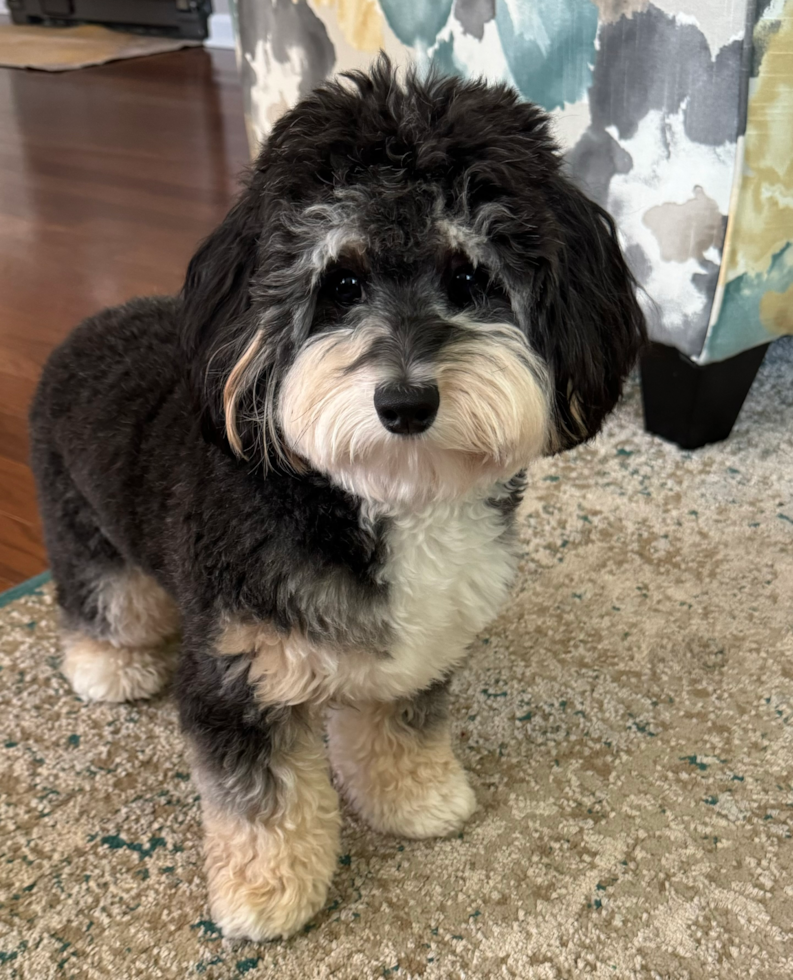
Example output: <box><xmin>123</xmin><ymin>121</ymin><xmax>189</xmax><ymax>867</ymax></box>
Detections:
<box><xmin>0</xmin><ymin>47</ymin><xmax>250</xmax><ymax>590</ymax></box>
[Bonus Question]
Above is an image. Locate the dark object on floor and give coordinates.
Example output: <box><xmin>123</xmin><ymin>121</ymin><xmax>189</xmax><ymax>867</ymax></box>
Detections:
<box><xmin>7</xmin><ymin>0</ymin><xmax>212</xmax><ymax>39</ymax></box>
<box><xmin>640</xmin><ymin>341</ymin><xmax>770</xmax><ymax>450</ymax></box>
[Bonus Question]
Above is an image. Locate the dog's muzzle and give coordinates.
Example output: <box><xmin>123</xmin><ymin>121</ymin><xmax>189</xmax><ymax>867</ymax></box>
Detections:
<box><xmin>374</xmin><ymin>382</ymin><xmax>439</xmax><ymax>436</ymax></box>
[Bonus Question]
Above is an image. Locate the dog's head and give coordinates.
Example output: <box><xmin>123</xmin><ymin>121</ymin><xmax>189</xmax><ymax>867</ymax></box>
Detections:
<box><xmin>181</xmin><ymin>59</ymin><xmax>646</xmax><ymax>508</ymax></box>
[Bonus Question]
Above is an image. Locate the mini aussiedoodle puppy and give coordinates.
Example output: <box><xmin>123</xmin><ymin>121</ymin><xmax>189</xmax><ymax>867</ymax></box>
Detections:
<box><xmin>30</xmin><ymin>60</ymin><xmax>646</xmax><ymax>940</ymax></box>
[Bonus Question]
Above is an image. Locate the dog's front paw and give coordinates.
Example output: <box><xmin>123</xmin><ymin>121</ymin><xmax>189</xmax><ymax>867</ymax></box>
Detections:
<box><xmin>359</xmin><ymin>758</ymin><xmax>477</xmax><ymax>839</ymax></box>
<box><xmin>328</xmin><ymin>706</ymin><xmax>476</xmax><ymax>839</ymax></box>
<box><xmin>203</xmin><ymin>801</ymin><xmax>340</xmax><ymax>941</ymax></box>
<box><xmin>208</xmin><ymin>866</ymin><xmax>328</xmax><ymax>942</ymax></box>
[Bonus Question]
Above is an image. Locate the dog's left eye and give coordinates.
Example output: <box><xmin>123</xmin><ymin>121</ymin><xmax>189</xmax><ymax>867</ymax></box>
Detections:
<box><xmin>447</xmin><ymin>263</ymin><xmax>492</xmax><ymax>308</ymax></box>
<box><xmin>323</xmin><ymin>269</ymin><xmax>364</xmax><ymax>306</ymax></box>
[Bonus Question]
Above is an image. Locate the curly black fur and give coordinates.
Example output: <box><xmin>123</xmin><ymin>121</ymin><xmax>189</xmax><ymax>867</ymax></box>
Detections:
<box><xmin>29</xmin><ymin>59</ymin><xmax>645</xmax><ymax>929</ymax></box>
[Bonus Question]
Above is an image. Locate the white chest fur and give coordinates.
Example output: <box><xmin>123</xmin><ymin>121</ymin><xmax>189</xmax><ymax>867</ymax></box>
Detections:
<box><xmin>374</xmin><ymin>492</ymin><xmax>518</xmax><ymax>696</ymax></box>
<box><xmin>220</xmin><ymin>489</ymin><xmax>518</xmax><ymax>707</ymax></box>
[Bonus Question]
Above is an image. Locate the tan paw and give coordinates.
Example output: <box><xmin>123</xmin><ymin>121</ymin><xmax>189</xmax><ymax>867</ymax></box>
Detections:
<box><xmin>203</xmin><ymin>795</ymin><xmax>340</xmax><ymax>941</ymax></box>
<box><xmin>62</xmin><ymin>634</ymin><xmax>176</xmax><ymax>702</ymax></box>
<box><xmin>328</xmin><ymin>703</ymin><xmax>477</xmax><ymax>839</ymax></box>
<box><xmin>353</xmin><ymin>759</ymin><xmax>477</xmax><ymax>839</ymax></box>
<box><xmin>209</xmin><ymin>871</ymin><xmax>329</xmax><ymax>941</ymax></box>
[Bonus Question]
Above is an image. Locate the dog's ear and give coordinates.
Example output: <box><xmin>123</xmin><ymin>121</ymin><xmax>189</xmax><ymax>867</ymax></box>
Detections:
<box><xmin>181</xmin><ymin>185</ymin><xmax>261</xmax><ymax>377</ymax></box>
<box><xmin>179</xmin><ymin>177</ymin><xmax>266</xmax><ymax>452</ymax></box>
<box><xmin>535</xmin><ymin>183</ymin><xmax>647</xmax><ymax>452</ymax></box>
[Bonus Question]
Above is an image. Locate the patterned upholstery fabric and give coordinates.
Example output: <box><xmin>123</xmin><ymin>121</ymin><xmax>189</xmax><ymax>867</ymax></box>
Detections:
<box><xmin>229</xmin><ymin>0</ymin><xmax>793</xmax><ymax>365</ymax></box>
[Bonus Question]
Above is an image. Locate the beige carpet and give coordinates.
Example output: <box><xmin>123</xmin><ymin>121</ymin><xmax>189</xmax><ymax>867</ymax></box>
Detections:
<box><xmin>2</xmin><ymin>339</ymin><xmax>792</xmax><ymax>980</ymax></box>
<box><xmin>0</xmin><ymin>24</ymin><xmax>199</xmax><ymax>72</ymax></box>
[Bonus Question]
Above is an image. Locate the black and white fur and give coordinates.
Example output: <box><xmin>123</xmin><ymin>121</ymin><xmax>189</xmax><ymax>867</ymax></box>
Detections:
<box><xmin>29</xmin><ymin>61</ymin><xmax>646</xmax><ymax>940</ymax></box>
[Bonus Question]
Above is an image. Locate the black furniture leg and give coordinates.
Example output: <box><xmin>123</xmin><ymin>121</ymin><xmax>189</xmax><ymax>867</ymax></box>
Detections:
<box><xmin>640</xmin><ymin>341</ymin><xmax>770</xmax><ymax>450</ymax></box>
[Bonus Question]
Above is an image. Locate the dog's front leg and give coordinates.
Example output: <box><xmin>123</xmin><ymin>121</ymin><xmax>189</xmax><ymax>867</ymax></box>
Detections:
<box><xmin>327</xmin><ymin>680</ymin><xmax>476</xmax><ymax>839</ymax></box>
<box><xmin>181</xmin><ymin>658</ymin><xmax>340</xmax><ymax>941</ymax></box>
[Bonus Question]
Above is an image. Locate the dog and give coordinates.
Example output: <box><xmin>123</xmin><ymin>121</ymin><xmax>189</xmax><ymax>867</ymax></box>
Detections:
<box><xmin>29</xmin><ymin>59</ymin><xmax>646</xmax><ymax>941</ymax></box>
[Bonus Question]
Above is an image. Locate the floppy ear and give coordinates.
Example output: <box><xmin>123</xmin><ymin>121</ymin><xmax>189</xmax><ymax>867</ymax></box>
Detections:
<box><xmin>181</xmin><ymin>186</ymin><xmax>261</xmax><ymax>388</ymax></box>
<box><xmin>179</xmin><ymin>179</ymin><xmax>264</xmax><ymax>442</ymax></box>
<box><xmin>181</xmin><ymin>196</ymin><xmax>261</xmax><ymax>359</ymax></box>
<box><xmin>535</xmin><ymin>183</ymin><xmax>647</xmax><ymax>452</ymax></box>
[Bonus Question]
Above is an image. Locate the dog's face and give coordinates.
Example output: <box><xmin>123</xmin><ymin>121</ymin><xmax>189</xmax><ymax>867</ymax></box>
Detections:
<box><xmin>274</xmin><ymin>197</ymin><xmax>553</xmax><ymax>506</ymax></box>
<box><xmin>181</xmin><ymin>61</ymin><xmax>646</xmax><ymax>508</ymax></box>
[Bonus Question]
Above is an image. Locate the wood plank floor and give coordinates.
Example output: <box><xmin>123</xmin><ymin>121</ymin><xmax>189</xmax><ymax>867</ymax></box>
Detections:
<box><xmin>0</xmin><ymin>48</ymin><xmax>250</xmax><ymax>590</ymax></box>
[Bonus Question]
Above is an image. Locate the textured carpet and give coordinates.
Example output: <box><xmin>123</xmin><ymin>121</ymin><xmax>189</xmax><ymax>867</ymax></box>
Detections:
<box><xmin>1</xmin><ymin>339</ymin><xmax>792</xmax><ymax>980</ymax></box>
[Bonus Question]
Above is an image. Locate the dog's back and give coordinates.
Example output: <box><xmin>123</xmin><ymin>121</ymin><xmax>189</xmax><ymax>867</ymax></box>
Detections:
<box><xmin>33</xmin><ymin>293</ymin><xmax>182</xmax><ymax>434</ymax></box>
<box><xmin>30</xmin><ymin>295</ymin><xmax>184</xmax><ymax>500</ymax></box>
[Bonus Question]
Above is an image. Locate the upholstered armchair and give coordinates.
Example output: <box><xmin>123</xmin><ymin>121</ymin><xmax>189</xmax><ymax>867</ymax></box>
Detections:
<box><xmin>229</xmin><ymin>0</ymin><xmax>792</xmax><ymax>448</ymax></box>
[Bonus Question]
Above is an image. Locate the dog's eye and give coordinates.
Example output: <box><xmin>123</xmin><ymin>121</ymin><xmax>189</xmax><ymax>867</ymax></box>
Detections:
<box><xmin>447</xmin><ymin>262</ymin><xmax>492</xmax><ymax>308</ymax></box>
<box><xmin>324</xmin><ymin>269</ymin><xmax>364</xmax><ymax>306</ymax></box>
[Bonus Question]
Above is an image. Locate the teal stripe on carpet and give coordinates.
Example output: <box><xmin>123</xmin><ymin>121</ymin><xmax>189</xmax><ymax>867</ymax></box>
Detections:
<box><xmin>0</xmin><ymin>571</ymin><xmax>52</xmax><ymax>609</ymax></box>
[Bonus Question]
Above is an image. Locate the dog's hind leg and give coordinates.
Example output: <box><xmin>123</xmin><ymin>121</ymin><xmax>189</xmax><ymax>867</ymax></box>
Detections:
<box><xmin>33</xmin><ymin>448</ymin><xmax>179</xmax><ymax>702</ymax></box>
<box><xmin>60</xmin><ymin>566</ymin><xmax>180</xmax><ymax>703</ymax></box>
<box><xmin>327</xmin><ymin>680</ymin><xmax>477</xmax><ymax>839</ymax></box>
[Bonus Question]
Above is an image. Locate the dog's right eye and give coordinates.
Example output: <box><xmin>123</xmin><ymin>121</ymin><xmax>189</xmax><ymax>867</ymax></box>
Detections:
<box><xmin>323</xmin><ymin>269</ymin><xmax>364</xmax><ymax>307</ymax></box>
<box><xmin>447</xmin><ymin>261</ymin><xmax>493</xmax><ymax>308</ymax></box>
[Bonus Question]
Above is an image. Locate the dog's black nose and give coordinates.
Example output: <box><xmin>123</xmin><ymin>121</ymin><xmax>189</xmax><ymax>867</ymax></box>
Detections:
<box><xmin>374</xmin><ymin>382</ymin><xmax>440</xmax><ymax>436</ymax></box>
